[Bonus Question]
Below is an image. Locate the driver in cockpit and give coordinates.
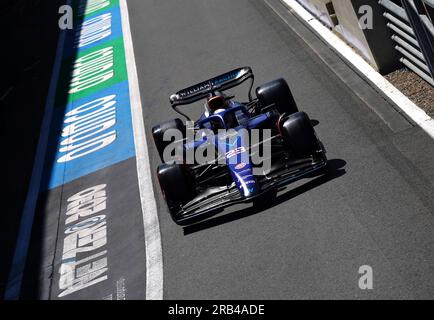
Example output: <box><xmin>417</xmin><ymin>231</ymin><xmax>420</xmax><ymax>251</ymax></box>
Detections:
<box><xmin>203</xmin><ymin>91</ymin><xmax>232</xmax><ymax>116</ymax></box>
<box><xmin>199</xmin><ymin>91</ymin><xmax>241</xmax><ymax>131</ymax></box>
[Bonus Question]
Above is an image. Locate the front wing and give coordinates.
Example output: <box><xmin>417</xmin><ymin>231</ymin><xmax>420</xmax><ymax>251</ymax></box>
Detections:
<box><xmin>171</xmin><ymin>154</ymin><xmax>327</xmax><ymax>225</ymax></box>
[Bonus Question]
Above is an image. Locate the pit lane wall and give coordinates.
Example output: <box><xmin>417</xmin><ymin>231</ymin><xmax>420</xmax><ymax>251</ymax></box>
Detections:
<box><xmin>20</xmin><ymin>0</ymin><xmax>148</xmax><ymax>299</ymax></box>
<box><xmin>294</xmin><ymin>0</ymin><xmax>400</xmax><ymax>74</ymax></box>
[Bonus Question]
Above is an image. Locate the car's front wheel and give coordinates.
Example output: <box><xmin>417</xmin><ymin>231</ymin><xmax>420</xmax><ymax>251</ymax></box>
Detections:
<box><xmin>280</xmin><ymin>112</ymin><xmax>321</xmax><ymax>157</ymax></box>
<box><xmin>152</xmin><ymin>118</ymin><xmax>185</xmax><ymax>162</ymax></box>
<box><xmin>256</xmin><ymin>78</ymin><xmax>299</xmax><ymax>115</ymax></box>
<box><xmin>157</xmin><ymin>163</ymin><xmax>194</xmax><ymax>223</ymax></box>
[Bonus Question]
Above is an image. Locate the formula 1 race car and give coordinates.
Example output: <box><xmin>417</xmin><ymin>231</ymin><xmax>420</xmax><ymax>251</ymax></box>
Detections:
<box><xmin>152</xmin><ymin>67</ymin><xmax>327</xmax><ymax>225</ymax></box>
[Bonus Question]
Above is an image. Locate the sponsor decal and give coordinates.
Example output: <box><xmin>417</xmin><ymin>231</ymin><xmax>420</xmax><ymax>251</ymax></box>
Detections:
<box><xmin>237</xmin><ymin>170</ymin><xmax>252</xmax><ymax>176</ymax></box>
<box><xmin>57</xmin><ymin>94</ymin><xmax>117</xmax><ymax>163</ymax></box>
<box><xmin>69</xmin><ymin>46</ymin><xmax>114</xmax><ymax>94</ymax></box>
<box><xmin>247</xmin><ymin>186</ymin><xmax>256</xmax><ymax>193</ymax></box>
<box><xmin>58</xmin><ymin>184</ymin><xmax>109</xmax><ymax>298</ymax></box>
<box><xmin>175</xmin><ymin>68</ymin><xmax>247</xmax><ymax>100</ymax></box>
<box><xmin>226</xmin><ymin>146</ymin><xmax>246</xmax><ymax>159</ymax></box>
<box><xmin>211</xmin><ymin>70</ymin><xmax>239</xmax><ymax>86</ymax></box>
<box><xmin>45</xmin><ymin>0</ymin><xmax>135</xmax><ymax>190</ymax></box>
<box><xmin>47</xmin><ymin>82</ymin><xmax>135</xmax><ymax>189</ymax></box>
<box><xmin>74</xmin><ymin>12</ymin><xmax>112</xmax><ymax>49</ymax></box>
<box><xmin>235</xmin><ymin>163</ymin><xmax>246</xmax><ymax>170</ymax></box>
<box><xmin>178</xmin><ymin>82</ymin><xmax>212</xmax><ymax>98</ymax></box>
<box><xmin>78</xmin><ymin>0</ymin><xmax>111</xmax><ymax>17</ymax></box>
<box><xmin>34</xmin><ymin>0</ymin><xmax>141</xmax><ymax>301</ymax></box>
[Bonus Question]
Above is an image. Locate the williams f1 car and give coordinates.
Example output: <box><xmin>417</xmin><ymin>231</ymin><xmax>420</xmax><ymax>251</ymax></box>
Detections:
<box><xmin>152</xmin><ymin>67</ymin><xmax>327</xmax><ymax>225</ymax></box>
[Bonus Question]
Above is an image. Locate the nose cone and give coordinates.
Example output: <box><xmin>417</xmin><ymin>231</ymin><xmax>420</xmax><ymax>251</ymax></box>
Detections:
<box><xmin>218</xmin><ymin>129</ymin><xmax>260</xmax><ymax>198</ymax></box>
<box><xmin>232</xmin><ymin>169</ymin><xmax>260</xmax><ymax>197</ymax></box>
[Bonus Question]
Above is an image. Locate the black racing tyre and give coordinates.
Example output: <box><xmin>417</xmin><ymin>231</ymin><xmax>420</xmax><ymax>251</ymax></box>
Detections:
<box><xmin>157</xmin><ymin>163</ymin><xmax>193</xmax><ymax>219</ymax></box>
<box><xmin>256</xmin><ymin>78</ymin><xmax>299</xmax><ymax>115</ymax></box>
<box><xmin>152</xmin><ymin>118</ymin><xmax>185</xmax><ymax>162</ymax></box>
<box><xmin>280</xmin><ymin>112</ymin><xmax>320</xmax><ymax>157</ymax></box>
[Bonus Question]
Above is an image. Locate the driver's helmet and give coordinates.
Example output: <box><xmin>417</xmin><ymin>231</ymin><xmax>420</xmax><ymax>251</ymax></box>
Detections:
<box><xmin>206</xmin><ymin>91</ymin><xmax>229</xmax><ymax>114</ymax></box>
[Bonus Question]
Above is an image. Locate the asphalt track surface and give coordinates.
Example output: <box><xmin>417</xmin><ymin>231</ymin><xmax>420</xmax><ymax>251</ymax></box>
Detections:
<box><xmin>128</xmin><ymin>0</ymin><xmax>434</xmax><ymax>299</ymax></box>
<box><xmin>16</xmin><ymin>0</ymin><xmax>434</xmax><ymax>300</ymax></box>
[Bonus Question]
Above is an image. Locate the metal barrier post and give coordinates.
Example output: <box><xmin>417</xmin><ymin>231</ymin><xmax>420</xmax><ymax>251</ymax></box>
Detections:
<box><xmin>402</xmin><ymin>0</ymin><xmax>434</xmax><ymax>79</ymax></box>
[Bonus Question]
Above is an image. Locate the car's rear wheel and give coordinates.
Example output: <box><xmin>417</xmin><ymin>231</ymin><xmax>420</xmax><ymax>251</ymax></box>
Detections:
<box><xmin>157</xmin><ymin>163</ymin><xmax>194</xmax><ymax>223</ymax></box>
<box><xmin>280</xmin><ymin>112</ymin><xmax>321</xmax><ymax>157</ymax></box>
<box><xmin>256</xmin><ymin>78</ymin><xmax>299</xmax><ymax>115</ymax></box>
<box><xmin>152</xmin><ymin>118</ymin><xmax>185</xmax><ymax>162</ymax></box>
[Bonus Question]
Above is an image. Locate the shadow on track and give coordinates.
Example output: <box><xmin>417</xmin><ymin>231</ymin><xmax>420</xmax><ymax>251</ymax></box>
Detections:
<box><xmin>0</xmin><ymin>0</ymin><xmax>79</xmax><ymax>299</ymax></box>
<box><xmin>183</xmin><ymin>158</ymin><xmax>347</xmax><ymax>235</ymax></box>
<box><xmin>18</xmin><ymin>2</ymin><xmax>89</xmax><ymax>299</ymax></box>
<box><xmin>311</xmin><ymin>119</ymin><xmax>319</xmax><ymax>127</ymax></box>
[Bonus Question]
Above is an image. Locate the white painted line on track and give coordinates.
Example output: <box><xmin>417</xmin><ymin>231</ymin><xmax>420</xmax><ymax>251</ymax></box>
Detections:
<box><xmin>279</xmin><ymin>0</ymin><xmax>434</xmax><ymax>139</ymax></box>
<box><xmin>119</xmin><ymin>0</ymin><xmax>164</xmax><ymax>300</ymax></box>
<box><xmin>4</xmin><ymin>0</ymin><xmax>72</xmax><ymax>300</ymax></box>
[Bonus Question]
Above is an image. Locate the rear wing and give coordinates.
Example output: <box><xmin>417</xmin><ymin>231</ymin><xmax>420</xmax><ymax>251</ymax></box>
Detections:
<box><xmin>169</xmin><ymin>67</ymin><xmax>254</xmax><ymax>119</ymax></box>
